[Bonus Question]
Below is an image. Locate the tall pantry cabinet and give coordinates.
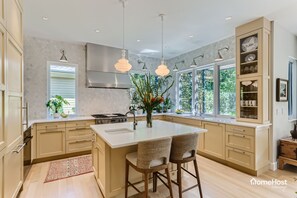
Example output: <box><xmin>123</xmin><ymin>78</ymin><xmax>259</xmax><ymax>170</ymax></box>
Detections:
<box><xmin>0</xmin><ymin>0</ymin><xmax>24</xmax><ymax>198</ymax></box>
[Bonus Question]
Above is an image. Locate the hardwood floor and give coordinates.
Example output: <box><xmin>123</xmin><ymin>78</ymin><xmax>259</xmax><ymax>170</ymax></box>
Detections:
<box><xmin>19</xmin><ymin>155</ymin><xmax>297</xmax><ymax>198</ymax></box>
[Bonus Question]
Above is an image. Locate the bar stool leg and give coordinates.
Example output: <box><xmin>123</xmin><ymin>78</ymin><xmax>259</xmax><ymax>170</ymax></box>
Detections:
<box><xmin>165</xmin><ymin>167</ymin><xmax>173</xmax><ymax>198</ymax></box>
<box><xmin>153</xmin><ymin>172</ymin><xmax>157</xmax><ymax>192</ymax></box>
<box><xmin>194</xmin><ymin>159</ymin><xmax>203</xmax><ymax>198</ymax></box>
<box><xmin>125</xmin><ymin>160</ymin><xmax>129</xmax><ymax>198</ymax></box>
<box><xmin>144</xmin><ymin>173</ymin><xmax>149</xmax><ymax>198</ymax></box>
<box><xmin>177</xmin><ymin>163</ymin><xmax>182</xmax><ymax>198</ymax></box>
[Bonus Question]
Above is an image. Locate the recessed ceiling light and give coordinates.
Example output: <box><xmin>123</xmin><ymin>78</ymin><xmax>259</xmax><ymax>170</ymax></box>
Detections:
<box><xmin>95</xmin><ymin>29</ymin><xmax>100</xmax><ymax>33</ymax></box>
<box><xmin>42</xmin><ymin>16</ymin><xmax>48</xmax><ymax>21</ymax></box>
<box><xmin>225</xmin><ymin>16</ymin><xmax>232</xmax><ymax>21</ymax></box>
<box><xmin>188</xmin><ymin>35</ymin><xmax>194</xmax><ymax>38</ymax></box>
<box><xmin>137</xmin><ymin>39</ymin><xmax>141</xmax><ymax>42</ymax></box>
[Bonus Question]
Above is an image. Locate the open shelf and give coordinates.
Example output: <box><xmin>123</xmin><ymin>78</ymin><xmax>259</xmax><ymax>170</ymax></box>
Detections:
<box><xmin>240</xmin><ymin>60</ymin><xmax>258</xmax><ymax>66</ymax></box>
<box><xmin>240</xmin><ymin>49</ymin><xmax>258</xmax><ymax>55</ymax></box>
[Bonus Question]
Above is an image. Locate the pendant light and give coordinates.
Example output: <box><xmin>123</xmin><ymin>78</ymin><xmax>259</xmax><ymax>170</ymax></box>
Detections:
<box><xmin>155</xmin><ymin>14</ymin><xmax>170</xmax><ymax>77</ymax></box>
<box><xmin>115</xmin><ymin>0</ymin><xmax>132</xmax><ymax>72</ymax></box>
<box><xmin>59</xmin><ymin>49</ymin><xmax>68</xmax><ymax>63</ymax></box>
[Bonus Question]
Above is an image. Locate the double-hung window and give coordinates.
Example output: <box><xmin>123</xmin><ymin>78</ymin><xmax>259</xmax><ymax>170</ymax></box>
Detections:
<box><xmin>176</xmin><ymin>61</ymin><xmax>236</xmax><ymax>117</ymax></box>
<box><xmin>288</xmin><ymin>58</ymin><xmax>297</xmax><ymax>120</ymax></box>
<box><xmin>48</xmin><ymin>62</ymin><xmax>77</xmax><ymax>115</ymax></box>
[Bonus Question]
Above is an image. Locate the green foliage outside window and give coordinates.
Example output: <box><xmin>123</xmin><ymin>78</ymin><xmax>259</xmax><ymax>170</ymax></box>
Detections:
<box><xmin>178</xmin><ymin>72</ymin><xmax>192</xmax><ymax>112</ymax></box>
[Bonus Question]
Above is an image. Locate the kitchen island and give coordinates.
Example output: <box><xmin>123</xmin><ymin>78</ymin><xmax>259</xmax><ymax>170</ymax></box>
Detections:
<box><xmin>91</xmin><ymin>120</ymin><xmax>207</xmax><ymax>198</ymax></box>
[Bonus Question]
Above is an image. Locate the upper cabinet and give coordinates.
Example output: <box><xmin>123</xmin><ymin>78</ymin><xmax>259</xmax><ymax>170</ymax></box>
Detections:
<box><xmin>236</xmin><ymin>17</ymin><xmax>271</xmax><ymax>124</ymax></box>
<box><xmin>6</xmin><ymin>0</ymin><xmax>23</xmax><ymax>48</ymax></box>
<box><xmin>0</xmin><ymin>0</ymin><xmax>5</xmax><ymax>27</ymax></box>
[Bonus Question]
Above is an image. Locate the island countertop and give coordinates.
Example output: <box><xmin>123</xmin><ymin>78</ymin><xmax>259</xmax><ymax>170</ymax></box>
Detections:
<box><xmin>91</xmin><ymin>120</ymin><xmax>207</xmax><ymax>149</ymax></box>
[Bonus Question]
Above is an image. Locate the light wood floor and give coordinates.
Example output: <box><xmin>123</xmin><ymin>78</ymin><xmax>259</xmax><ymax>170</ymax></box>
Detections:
<box><xmin>19</xmin><ymin>155</ymin><xmax>297</xmax><ymax>198</ymax></box>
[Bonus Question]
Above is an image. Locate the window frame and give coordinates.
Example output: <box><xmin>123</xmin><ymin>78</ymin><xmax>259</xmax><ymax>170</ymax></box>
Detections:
<box><xmin>288</xmin><ymin>57</ymin><xmax>297</xmax><ymax>121</ymax></box>
<box><xmin>175</xmin><ymin>59</ymin><xmax>235</xmax><ymax>118</ymax></box>
<box><xmin>47</xmin><ymin>61</ymin><xmax>79</xmax><ymax>116</ymax></box>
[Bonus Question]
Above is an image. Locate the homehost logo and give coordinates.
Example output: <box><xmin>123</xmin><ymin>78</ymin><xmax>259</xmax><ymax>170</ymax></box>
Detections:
<box><xmin>250</xmin><ymin>178</ymin><xmax>288</xmax><ymax>186</ymax></box>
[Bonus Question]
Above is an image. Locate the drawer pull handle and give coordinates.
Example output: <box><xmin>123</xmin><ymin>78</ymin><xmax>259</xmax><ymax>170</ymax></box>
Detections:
<box><xmin>233</xmin><ymin>149</ymin><xmax>245</xmax><ymax>154</ymax></box>
<box><xmin>233</xmin><ymin>128</ymin><xmax>245</xmax><ymax>132</ymax></box>
<box><xmin>46</xmin><ymin>125</ymin><xmax>59</xmax><ymax>128</ymax></box>
<box><xmin>233</xmin><ymin>134</ymin><xmax>246</xmax><ymax>138</ymax></box>
<box><xmin>74</xmin><ymin>140</ymin><xmax>92</xmax><ymax>143</ymax></box>
<box><xmin>39</xmin><ymin>130</ymin><xmax>64</xmax><ymax>134</ymax></box>
<box><xmin>13</xmin><ymin>143</ymin><xmax>26</xmax><ymax>153</ymax></box>
<box><xmin>69</xmin><ymin>127</ymin><xmax>89</xmax><ymax>131</ymax></box>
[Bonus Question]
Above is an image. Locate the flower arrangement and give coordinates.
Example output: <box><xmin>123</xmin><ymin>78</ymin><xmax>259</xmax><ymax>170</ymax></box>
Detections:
<box><xmin>131</xmin><ymin>73</ymin><xmax>174</xmax><ymax>127</ymax></box>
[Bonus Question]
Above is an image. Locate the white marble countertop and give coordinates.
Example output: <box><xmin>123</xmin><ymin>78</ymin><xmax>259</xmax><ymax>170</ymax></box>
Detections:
<box><xmin>134</xmin><ymin>113</ymin><xmax>271</xmax><ymax>128</ymax></box>
<box><xmin>28</xmin><ymin>115</ymin><xmax>95</xmax><ymax>128</ymax></box>
<box><xmin>91</xmin><ymin>120</ymin><xmax>207</xmax><ymax>149</ymax></box>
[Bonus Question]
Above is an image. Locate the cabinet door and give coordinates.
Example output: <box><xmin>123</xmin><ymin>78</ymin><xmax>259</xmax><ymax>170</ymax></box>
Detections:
<box><xmin>92</xmin><ymin>141</ymin><xmax>99</xmax><ymax>179</ymax></box>
<box><xmin>0</xmin><ymin>91</ymin><xmax>4</xmax><ymax>151</ymax></box>
<box><xmin>0</xmin><ymin>23</ymin><xmax>5</xmax><ymax>86</ymax></box>
<box><xmin>4</xmin><ymin>140</ymin><xmax>23</xmax><ymax>198</ymax></box>
<box><xmin>201</xmin><ymin>122</ymin><xmax>226</xmax><ymax>159</ymax></box>
<box><xmin>0</xmin><ymin>0</ymin><xmax>5</xmax><ymax>26</ymax></box>
<box><xmin>36</xmin><ymin>129</ymin><xmax>65</xmax><ymax>158</ymax></box>
<box><xmin>6</xmin><ymin>96</ymin><xmax>22</xmax><ymax>147</ymax></box>
<box><xmin>6</xmin><ymin>0</ymin><xmax>23</xmax><ymax>47</ymax></box>
<box><xmin>0</xmin><ymin>148</ymin><xmax>4</xmax><ymax>198</ymax></box>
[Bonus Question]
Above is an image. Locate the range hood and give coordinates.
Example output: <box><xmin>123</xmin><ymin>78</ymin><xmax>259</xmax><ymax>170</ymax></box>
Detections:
<box><xmin>86</xmin><ymin>43</ymin><xmax>132</xmax><ymax>89</ymax></box>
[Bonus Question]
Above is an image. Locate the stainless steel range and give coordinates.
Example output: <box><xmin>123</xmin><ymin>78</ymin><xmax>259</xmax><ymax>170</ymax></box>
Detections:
<box><xmin>92</xmin><ymin>113</ymin><xmax>127</xmax><ymax>124</ymax></box>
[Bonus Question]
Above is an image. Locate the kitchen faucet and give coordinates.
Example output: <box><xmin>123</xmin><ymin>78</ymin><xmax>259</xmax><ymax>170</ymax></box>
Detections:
<box><xmin>125</xmin><ymin>109</ymin><xmax>137</xmax><ymax>130</ymax></box>
<box><xmin>193</xmin><ymin>101</ymin><xmax>203</xmax><ymax>117</ymax></box>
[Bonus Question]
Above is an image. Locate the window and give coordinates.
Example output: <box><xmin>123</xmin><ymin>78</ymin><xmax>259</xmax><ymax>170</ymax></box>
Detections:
<box><xmin>176</xmin><ymin>62</ymin><xmax>236</xmax><ymax>117</ymax></box>
<box><xmin>288</xmin><ymin>59</ymin><xmax>297</xmax><ymax>119</ymax></box>
<box><xmin>219</xmin><ymin>65</ymin><xmax>236</xmax><ymax>116</ymax></box>
<box><xmin>195</xmin><ymin>67</ymin><xmax>214</xmax><ymax>114</ymax></box>
<box><xmin>48</xmin><ymin>62</ymin><xmax>77</xmax><ymax>114</ymax></box>
<box><xmin>177</xmin><ymin>71</ymin><xmax>192</xmax><ymax>112</ymax></box>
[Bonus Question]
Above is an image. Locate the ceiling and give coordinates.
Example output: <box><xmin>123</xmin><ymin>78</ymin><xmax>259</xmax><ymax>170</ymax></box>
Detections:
<box><xmin>24</xmin><ymin>0</ymin><xmax>297</xmax><ymax>59</ymax></box>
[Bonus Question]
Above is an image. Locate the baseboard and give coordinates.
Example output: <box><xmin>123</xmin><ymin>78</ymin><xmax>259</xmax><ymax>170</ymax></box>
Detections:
<box><xmin>269</xmin><ymin>161</ymin><xmax>278</xmax><ymax>171</ymax></box>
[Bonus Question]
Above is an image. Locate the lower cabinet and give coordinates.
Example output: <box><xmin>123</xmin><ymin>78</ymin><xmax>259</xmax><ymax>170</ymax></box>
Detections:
<box><xmin>200</xmin><ymin>122</ymin><xmax>226</xmax><ymax>159</ymax></box>
<box><xmin>225</xmin><ymin>146</ymin><xmax>255</xmax><ymax>169</ymax></box>
<box><xmin>66</xmin><ymin>139</ymin><xmax>92</xmax><ymax>153</ymax></box>
<box><xmin>36</xmin><ymin>128</ymin><xmax>65</xmax><ymax>158</ymax></box>
<box><xmin>4</xmin><ymin>139</ymin><xmax>23</xmax><ymax>198</ymax></box>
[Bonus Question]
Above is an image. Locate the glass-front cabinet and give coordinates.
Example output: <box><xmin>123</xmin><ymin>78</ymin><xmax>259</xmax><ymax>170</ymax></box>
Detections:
<box><xmin>236</xmin><ymin>29</ymin><xmax>265</xmax><ymax>78</ymax></box>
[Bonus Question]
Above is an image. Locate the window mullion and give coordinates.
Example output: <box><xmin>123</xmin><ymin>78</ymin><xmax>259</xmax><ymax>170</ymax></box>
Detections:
<box><xmin>214</xmin><ymin>65</ymin><xmax>219</xmax><ymax>116</ymax></box>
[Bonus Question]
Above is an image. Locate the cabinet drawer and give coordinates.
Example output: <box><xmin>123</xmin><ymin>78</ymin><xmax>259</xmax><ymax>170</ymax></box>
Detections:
<box><xmin>66</xmin><ymin>120</ymin><xmax>95</xmax><ymax>128</ymax></box>
<box><xmin>226</xmin><ymin>132</ymin><xmax>254</xmax><ymax>152</ymax></box>
<box><xmin>66</xmin><ymin>128</ymin><xmax>93</xmax><ymax>141</ymax></box>
<box><xmin>66</xmin><ymin>139</ymin><xmax>92</xmax><ymax>153</ymax></box>
<box><xmin>226</xmin><ymin>146</ymin><xmax>254</xmax><ymax>169</ymax></box>
<box><xmin>37</xmin><ymin>122</ymin><xmax>65</xmax><ymax>131</ymax></box>
<box><xmin>226</xmin><ymin>125</ymin><xmax>254</xmax><ymax>136</ymax></box>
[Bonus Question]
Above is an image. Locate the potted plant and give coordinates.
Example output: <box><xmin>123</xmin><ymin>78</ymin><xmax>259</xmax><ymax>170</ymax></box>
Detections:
<box><xmin>131</xmin><ymin>73</ymin><xmax>174</xmax><ymax>127</ymax></box>
<box><xmin>163</xmin><ymin>95</ymin><xmax>173</xmax><ymax>113</ymax></box>
<box><xmin>46</xmin><ymin>95</ymin><xmax>70</xmax><ymax>118</ymax></box>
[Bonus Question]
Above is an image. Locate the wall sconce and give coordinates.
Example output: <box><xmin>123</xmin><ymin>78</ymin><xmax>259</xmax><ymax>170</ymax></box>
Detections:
<box><xmin>173</xmin><ymin>60</ymin><xmax>185</xmax><ymax>72</ymax></box>
<box><xmin>190</xmin><ymin>54</ymin><xmax>204</xmax><ymax>68</ymax></box>
<box><xmin>137</xmin><ymin>60</ymin><xmax>147</xmax><ymax>70</ymax></box>
<box><xmin>59</xmin><ymin>49</ymin><xmax>68</xmax><ymax>63</ymax></box>
<box><xmin>215</xmin><ymin>46</ymin><xmax>229</xmax><ymax>62</ymax></box>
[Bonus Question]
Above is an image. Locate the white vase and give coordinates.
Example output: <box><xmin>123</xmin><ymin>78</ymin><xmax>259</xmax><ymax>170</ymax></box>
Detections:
<box><xmin>53</xmin><ymin>113</ymin><xmax>60</xmax><ymax>118</ymax></box>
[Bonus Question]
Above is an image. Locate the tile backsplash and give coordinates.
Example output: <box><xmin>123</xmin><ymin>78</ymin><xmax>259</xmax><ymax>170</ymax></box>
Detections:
<box><xmin>24</xmin><ymin>36</ymin><xmax>160</xmax><ymax>119</ymax></box>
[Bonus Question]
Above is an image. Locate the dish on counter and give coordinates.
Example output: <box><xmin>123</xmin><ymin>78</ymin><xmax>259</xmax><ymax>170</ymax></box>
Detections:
<box><xmin>241</xmin><ymin>36</ymin><xmax>258</xmax><ymax>52</ymax></box>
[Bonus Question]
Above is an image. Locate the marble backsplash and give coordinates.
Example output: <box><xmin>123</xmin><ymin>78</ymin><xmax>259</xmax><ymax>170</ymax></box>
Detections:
<box><xmin>24</xmin><ymin>36</ymin><xmax>160</xmax><ymax>119</ymax></box>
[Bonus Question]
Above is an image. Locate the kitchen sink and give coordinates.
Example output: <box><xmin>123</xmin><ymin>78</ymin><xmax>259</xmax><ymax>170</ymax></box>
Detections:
<box><xmin>105</xmin><ymin>128</ymin><xmax>134</xmax><ymax>134</ymax></box>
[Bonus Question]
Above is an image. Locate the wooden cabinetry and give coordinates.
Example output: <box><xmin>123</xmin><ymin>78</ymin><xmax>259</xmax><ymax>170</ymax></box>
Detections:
<box><xmin>236</xmin><ymin>17</ymin><xmax>271</xmax><ymax>124</ymax></box>
<box><xmin>4</xmin><ymin>139</ymin><xmax>23</xmax><ymax>198</ymax></box>
<box><xmin>199</xmin><ymin>122</ymin><xmax>225</xmax><ymax>159</ymax></box>
<box><xmin>6</xmin><ymin>0</ymin><xmax>23</xmax><ymax>48</ymax></box>
<box><xmin>278</xmin><ymin>138</ymin><xmax>297</xmax><ymax>169</ymax></box>
<box><xmin>33</xmin><ymin>120</ymin><xmax>94</xmax><ymax>160</ymax></box>
<box><xmin>36</xmin><ymin>122</ymin><xmax>66</xmax><ymax>158</ymax></box>
<box><xmin>0</xmin><ymin>148</ymin><xmax>4</xmax><ymax>198</ymax></box>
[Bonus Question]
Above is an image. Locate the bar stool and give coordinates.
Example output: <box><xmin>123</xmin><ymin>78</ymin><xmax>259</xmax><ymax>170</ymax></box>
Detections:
<box><xmin>125</xmin><ymin>137</ymin><xmax>173</xmax><ymax>198</ymax></box>
<box><xmin>154</xmin><ymin>133</ymin><xmax>203</xmax><ymax>198</ymax></box>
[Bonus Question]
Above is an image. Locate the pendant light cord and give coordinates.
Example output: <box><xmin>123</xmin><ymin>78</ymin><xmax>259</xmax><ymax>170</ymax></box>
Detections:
<box><xmin>161</xmin><ymin>14</ymin><xmax>164</xmax><ymax>61</ymax></box>
<box><xmin>122</xmin><ymin>0</ymin><xmax>125</xmax><ymax>50</ymax></box>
